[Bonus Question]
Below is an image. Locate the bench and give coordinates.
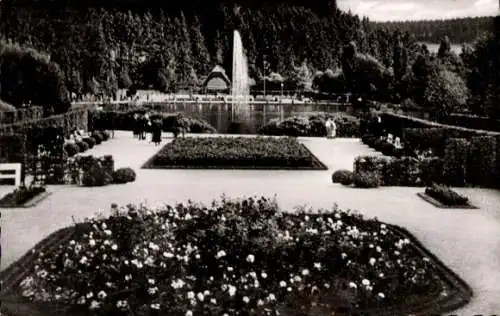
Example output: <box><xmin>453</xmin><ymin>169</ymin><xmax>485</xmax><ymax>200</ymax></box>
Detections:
<box><xmin>0</xmin><ymin>163</ymin><xmax>22</xmax><ymax>186</ymax></box>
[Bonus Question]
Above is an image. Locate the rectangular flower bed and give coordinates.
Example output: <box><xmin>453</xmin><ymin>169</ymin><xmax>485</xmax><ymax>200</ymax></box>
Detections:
<box><xmin>417</xmin><ymin>183</ymin><xmax>478</xmax><ymax>209</ymax></box>
<box><xmin>0</xmin><ymin>186</ymin><xmax>49</xmax><ymax>208</ymax></box>
<box><xmin>142</xmin><ymin>136</ymin><xmax>327</xmax><ymax>170</ymax></box>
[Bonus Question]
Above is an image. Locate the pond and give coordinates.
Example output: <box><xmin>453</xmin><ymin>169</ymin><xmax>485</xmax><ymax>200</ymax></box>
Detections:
<box><xmin>131</xmin><ymin>102</ymin><xmax>352</xmax><ymax>134</ymax></box>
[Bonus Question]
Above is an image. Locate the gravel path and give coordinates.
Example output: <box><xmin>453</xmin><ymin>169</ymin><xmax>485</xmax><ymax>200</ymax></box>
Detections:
<box><xmin>1</xmin><ymin>131</ymin><xmax>500</xmax><ymax>315</ymax></box>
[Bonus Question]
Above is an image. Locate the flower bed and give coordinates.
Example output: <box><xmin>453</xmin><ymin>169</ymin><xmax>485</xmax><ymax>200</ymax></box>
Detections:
<box><xmin>3</xmin><ymin>197</ymin><xmax>472</xmax><ymax>316</ymax></box>
<box><xmin>258</xmin><ymin>113</ymin><xmax>360</xmax><ymax>138</ymax></box>
<box><xmin>0</xmin><ymin>185</ymin><xmax>46</xmax><ymax>208</ymax></box>
<box><xmin>418</xmin><ymin>183</ymin><xmax>477</xmax><ymax>209</ymax></box>
<box><xmin>143</xmin><ymin>137</ymin><xmax>327</xmax><ymax>170</ymax></box>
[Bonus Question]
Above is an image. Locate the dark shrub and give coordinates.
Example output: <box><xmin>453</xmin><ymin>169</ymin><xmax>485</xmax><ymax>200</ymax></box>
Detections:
<box><xmin>112</xmin><ymin>167</ymin><xmax>137</xmax><ymax>184</ymax></box>
<box><xmin>353</xmin><ymin>171</ymin><xmax>381</xmax><ymax>188</ymax></box>
<box><xmin>420</xmin><ymin>157</ymin><xmax>444</xmax><ymax>186</ymax></box>
<box><xmin>332</xmin><ymin>169</ymin><xmax>353</xmax><ymax>184</ymax></box>
<box><xmin>354</xmin><ymin>156</ymin><xmax>392</xmax><ymax>185</ymax></box>
<box><xmin>83</xmin><ymin>137</ymin><xmax>96</xmax><ymax>149</ymax></box>
<box><xmin>443</xmin><ymin>138</ymin><xmax>469</xmax><ymax>187</ymax></box>
<box><xmin>76</xmin><ymin>141</ymin><xmax>89</xmax><ymax>153</ymax></box>
<box><xmin>81</xmin><ymin>161</ymin><xmax>113</xmax><ymax>187</ymax></box>
<box><xmin>425</xmin><ymin>183</ymin><xmax>469</xmax><ymax>206</ymax></box>
<box><xmin>92</xmin><ymin>131</ymin><xmax>104</xmax><ymax>144</ymax></box>
<box><xmin>466</xmin><ymin>136</ymin><xmax>496</xmax><ymax>187</ymax></box>
<box><xmin>64</xmin><ymin>143</ymin><xmax>79</xmax><ymax>157</ymax></box>
<box><xmin>102</xmin><ymin>130</ymin><xmax>111</xmax><ymax>141</ymax></box>
<box><xmin>0</xmin><ymin>185</ymin><xmax>46</xmax><ymax>207</ymax></box>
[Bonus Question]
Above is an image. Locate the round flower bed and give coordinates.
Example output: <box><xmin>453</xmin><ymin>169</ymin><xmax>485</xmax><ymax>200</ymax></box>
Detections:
<box><xmin>12</xmin><ymin>197</ymin><xmax>468</xmax><ymax>316</ymax></box>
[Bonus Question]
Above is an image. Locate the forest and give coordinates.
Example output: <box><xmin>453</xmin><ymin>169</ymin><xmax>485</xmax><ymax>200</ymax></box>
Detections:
<box><xmin>0</xmin><ymin>1</ymin><xmax>498</xmax><ymax>119</ymax></box>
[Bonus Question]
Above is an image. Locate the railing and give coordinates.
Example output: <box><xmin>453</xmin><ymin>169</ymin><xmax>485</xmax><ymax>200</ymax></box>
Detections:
<box><xmin>0</xmin><ymin>163</ymin><xmax>22</xmax><ymax>186</ymax></box>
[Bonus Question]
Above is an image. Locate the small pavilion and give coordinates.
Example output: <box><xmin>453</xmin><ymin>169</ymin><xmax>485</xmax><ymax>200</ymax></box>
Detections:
<box><xmin>202</xmin><ymin>65</ymin><xmax>231</xmax><ymax>93</ymax></box>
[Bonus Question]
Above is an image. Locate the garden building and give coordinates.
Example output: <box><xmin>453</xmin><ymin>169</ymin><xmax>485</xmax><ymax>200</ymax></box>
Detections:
<box><xmin>203</xmin><ymin>65</ymin><xmax>231</xmax><ymax>93</ymax></box>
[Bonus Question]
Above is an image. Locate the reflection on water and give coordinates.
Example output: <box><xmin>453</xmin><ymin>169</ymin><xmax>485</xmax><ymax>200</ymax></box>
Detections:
<box><xmin>144</xmin><ymin>103</ymin><xmax>351</xmax><ymax>134</ymax></box>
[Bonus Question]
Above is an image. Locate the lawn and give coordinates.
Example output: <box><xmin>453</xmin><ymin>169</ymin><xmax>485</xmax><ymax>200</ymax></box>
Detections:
<box><xmin>0</xmin><ymin>197</ymin><xmax>472</xmax><ymax>316</ymax></box>
<box><xmin>142</xmin><ymin>137</ymin><xmax>328</xmax><ymax>170</ymax></box>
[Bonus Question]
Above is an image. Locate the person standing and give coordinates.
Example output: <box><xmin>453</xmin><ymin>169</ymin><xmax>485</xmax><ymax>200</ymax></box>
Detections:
<box><xmin>152</xmin><ymin>119</ymin><xmax>162</xmax><ymax>146</ymax></box>
<box><xmin>331</xmin><ymin>119</ymin><xmax>337</xmax><ymax>138</ymax></box>
<box><xmin>133</xmin><ymin>113</ymin><xmax>139</xmax><ymax>139</ymax></box>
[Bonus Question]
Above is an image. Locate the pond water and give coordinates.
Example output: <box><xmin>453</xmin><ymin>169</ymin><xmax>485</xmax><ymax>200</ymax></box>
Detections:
<box><xmin>138</xmin><ymin>102</ymin><xmax>352</xmax><ymax>134</ymax></box>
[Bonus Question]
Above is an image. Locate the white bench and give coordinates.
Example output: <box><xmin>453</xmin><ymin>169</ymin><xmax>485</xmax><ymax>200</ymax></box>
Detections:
<box><xmin>0</xmin><ymin>163</ymin><xmax>22</xmax><ymax>186</ymax></box>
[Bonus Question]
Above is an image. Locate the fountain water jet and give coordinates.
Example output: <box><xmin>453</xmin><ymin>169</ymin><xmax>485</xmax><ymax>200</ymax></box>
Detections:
<box><xmin>231</xmin><ymin>30</ymin><xmax>250</xmax><ymax>102</ymax></box>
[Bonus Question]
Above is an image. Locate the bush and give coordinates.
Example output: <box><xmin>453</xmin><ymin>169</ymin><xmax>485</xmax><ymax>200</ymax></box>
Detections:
<box><xmin>112</xmin><ymin>167</ymin><xmax>137</xmax><ymax>184</ymax></box>
<box><xmin>64</xmin><ymin>143</ymin><xmax>79</xmax><ymax>157</ymax></box>
<box><xmin>420</xmin><ymin>157</ymin><xmax>444</xmax><ymax>186</ymax></box>
<box><xmin>103</xmin><ymin>130</ymin><xmax>111</xmax><ymax>140</ymax></box>
<box><xmin>425</xmin><ymin>183</ymin><xmax>469</xmax><ymax>206</ymax></box>
<box><xmin>83</xmin><ymin>137</ymin><xmax>96</xmax><ymax>149</ymax></box>
<box><xmin>91</xmin><ymin>131</ymin><xmax>104</xmax><ymax>144</ymax></box>
<box><xmin>442</xmin><ymin>138</ymin><xmax>469</xmax><ymax>187</ymax></box>
<box><xmin>402</xmin><ymin>128</ymin><xmax>447</xmax><ymax>156</ymax></box>
<box><xmin>353</xmin><ymin>171</ymin><xmax>381</xmax><ymax>188</ymax></box>
<box><xmin>76</xmin><ymin>141</ymin><xmax>89</xmax><ymax>153</ymax></box>
<box><xmin>466</xmin><ymin>136</ymin><xmax>496</xmax><ymax>186</ymax></box>
<box><xmin>81</xmin><ymin>160</ymin><xmax>113</xmax><ymax>187</ymax></box>
<box><xmin>385</xmin><ymin>157</ymin><xmax>421</xmax><ymax>186</ymax></box>
<box><xmin>354</xmin><ymin>155</ymin><xmax>392</xmax><ymax>185</ymax></box>
<box><xmin>0</xmin><ymin>185</ymin><xmax>46</xmax><ymax>207</ymax></box>
<box><xmin>331</xmin><ymin>169</ymin><xmax>353</xmax><ymax>185</ymax></box>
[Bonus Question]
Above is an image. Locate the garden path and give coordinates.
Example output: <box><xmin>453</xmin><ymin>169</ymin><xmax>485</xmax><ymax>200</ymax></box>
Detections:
<box><xmin>1</xmin><ymin>131</ymin><xmax>500</xmax><ymax>315</ymax></box>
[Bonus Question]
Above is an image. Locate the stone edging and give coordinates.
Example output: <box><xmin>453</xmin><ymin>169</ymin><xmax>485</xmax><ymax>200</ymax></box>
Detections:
<box><xmin>416</xmin><ymin>192</ymin><xmax>479</xmax><ymax>209</ymax></box>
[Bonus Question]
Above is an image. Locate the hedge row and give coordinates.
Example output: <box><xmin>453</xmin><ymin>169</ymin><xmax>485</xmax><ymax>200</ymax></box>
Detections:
<box><xmin>88</xmin><ymin>110</ymin><xmax>216</xmax><ymax>134</ymax></box>
<box><xmin>440</xmin><ymin>114</ymin><xmax>500</xmax><ymax>132</ymax></box>
<box><xmin>258</xmin><ymin>112</ymin><xmax>360</xmax><ymax>138</ymax></box>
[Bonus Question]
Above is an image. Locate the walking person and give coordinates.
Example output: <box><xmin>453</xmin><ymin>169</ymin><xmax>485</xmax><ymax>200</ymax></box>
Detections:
<box><xmin>133</xmin><ymin>113</ymin><xmax>139</xmax><ymax>139</ymax></box>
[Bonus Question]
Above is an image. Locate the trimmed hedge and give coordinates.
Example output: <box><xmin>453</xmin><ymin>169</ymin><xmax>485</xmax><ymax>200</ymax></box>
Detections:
<box><xmin>91</xmin><ymin>131</ymin><xmax>104</xmax><ymax>144</ymax></box>
<box><xmin>466</xmin><ymin>136</ymin><xmax>496</xmax><ymax>187</ymax></box>
<box><xmin>259</xmin><ymin>112</ymin><xmax>360</xmax><ymax>138</ymax></box>
<box><xmin>353</xmin><ymin>171</ymin><xmax>381</xmax><ymax>188</ymax></box>
<box><xmin>331</xmin><ymin>169</ymin><xmax>354</xmax><ymax>185</ymax></box>
<box><xmin>354</xmin><ymin>156</ymin><xmax>392</xmax><ymax>185</ymax></box>
<box><xmin>442</xmin><ymin>138</ymin><xmax>469</xmax><ymax>187</ymax></box>
<box><xmin>112</xmin><ymin>167</ymin><xmax>136</xmax><ymax>184</ymax></box>
<box><xmin>76</xmin><ymin>141</ymin><xmax>89</xmax><ymax>153</ymax></box>
<box><xmin>361</xmin><ymin>134</ymin><xmax>405</xmax><ymax>157</ymax></box>
<box><xmin>82</xmin><ymin>137</ymin><xmax>96</xmax><ymax>149</ymax></box>
<box><xmin>63</xmin><ymin>143</ymin><xmax>79</xmax><ymax>157</ymax></box>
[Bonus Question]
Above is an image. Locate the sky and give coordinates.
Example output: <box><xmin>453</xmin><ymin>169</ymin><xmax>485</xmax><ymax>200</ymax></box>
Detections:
<box><xmin>337</xmin><ymin>0</ymin><xmax>499</xmax><ymax>21</ymax></box>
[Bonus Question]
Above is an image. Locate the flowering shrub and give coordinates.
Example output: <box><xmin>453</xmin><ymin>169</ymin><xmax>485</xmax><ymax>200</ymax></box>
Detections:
<box><xmin>146</xmin><ymin>137</ymin><xmax>326</xmax><ymax>169</ymax></box>
<box><xmin>17</xmin><ymin>197</ymin><xmax>445</xmax><ymax>315</ymax></box>
<box><xmin>112</xmin><ymin>168</ymin><xmax>136</xmax><ymax>184</ymax></box>
<box><xmin>66</xmin><ymin>155</ymin><xmax>115</xmax><ymax>186</ymax></box>
<box><xmin>353</xmin><ymin>172</ymin><xmax>381</xmax><ymax>188</ymax></box>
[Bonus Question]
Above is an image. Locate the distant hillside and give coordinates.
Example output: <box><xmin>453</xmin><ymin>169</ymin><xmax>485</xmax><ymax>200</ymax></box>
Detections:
<box><xmin>372</xmin><ymin>16</ymin><xmax>494</xmax><ymax>43</ymax></box>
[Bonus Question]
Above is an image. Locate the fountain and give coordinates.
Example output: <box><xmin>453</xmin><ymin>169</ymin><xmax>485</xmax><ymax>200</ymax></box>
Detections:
<box><xmin>231</xmin><ymin>30</ymin><xmax>250</xmax><ymax>102</ymax></box>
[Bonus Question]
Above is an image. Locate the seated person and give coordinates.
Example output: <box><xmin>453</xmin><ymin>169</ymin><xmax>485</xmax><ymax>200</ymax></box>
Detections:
<box><xmin>394</xmin><ymin>137</ymin><xmax>402</xmax><ymax>149</ymax></box>
<box><xmin>387</xmin><ymin>133</ymin><xmax>394</xmax><ymax>144</ymax></box>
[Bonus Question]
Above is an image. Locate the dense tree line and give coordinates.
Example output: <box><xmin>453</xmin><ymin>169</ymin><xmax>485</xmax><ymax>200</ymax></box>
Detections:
<box><xmin>0</xmin><ymin>2</ymin><xmax>497</xmax><ymax>120</ymax></box>
<box><xmin>372</xmin><ymin>16</ymin><xmax>495</xmax><ymax>44</ymax></box>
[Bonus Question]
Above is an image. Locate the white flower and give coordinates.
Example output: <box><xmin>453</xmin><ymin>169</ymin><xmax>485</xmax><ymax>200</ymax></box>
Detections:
<box><xmin>151</xmin><ymin>303</ymin><xmax>160</xmax><ymax>310</ymax></box>
<box><xmin>116</xmin><ymin>300</ymin><xmax>128</xmax><ymax>308</ymax></box>
<box><xmin>69</xmin><ymin>240</ymin><xmax>76</xmax><ymax>245</ymax></box>
<box><xmin>148</xmin><ymin>278</ymin><xmax>155</xmax><ymax>285</ymax></box>
<box><xmin>163</xmin><ymin>252</ymin><xmax>174</xmax><ymax>258</ymax></box>
<box><xmin>185</xmin><ymin>311</ymin><xmax>193</xmax><ymax>316</ymax></box>
<box><xmin>228</xmin><ymin>285</ymin><xmax>236</xmax><ymax>297</ymax></box>
<box><xmin>362</xmin><ymin>279</ymin><xmax>370</xmax><ymax>286</ymax></box>
<box><xmin>287</xmin><ymin>287</ymin><xmax>292</xmax><ymax>292</ymax></box>
<box><xmin>293</xmin><ymin>275</ymin><xmax>302</xmax><ymax>282</ymax></box>
<box><xmin>261</xmin><ymin>272</ymin><xmax>268</xmax><ymax>279</ymax></box>
<box><xmin>227</xmin><ymin>266</ymin><xmax>234</xmax><ymax>272</ymax></box>
<box><xmin>349</xmin><ymin>282</ymin><xmax>357</xmax><ymax>289</ymax></box>
<box><xmin>77</xmin><ymin>296</ymin><xmax>86</xmax><ymax>305</ymax></box>
<box><xmin>216</xmin><ymin>250</ymin><xmax>226</xmax><ymax>258</ymax></box>
<box><xmin>104</xmin><ymin>230</ymin><xmax>112</xmax><ymax>236</ymax></box>
<box><xmin>378</xmin><ymin>292</ymin><xmax>385</xmax><ymax>299</ymax></box>
<box><xmin>86</xmin><ymin>292</ymin><xmax>94</xmax><ymax>299</ymax></box>
<box><xmin>89</xmin><ymin>300</ymin><xmax>101</xmax><ymax>309</ymax></box>
<box><xmin>111</xmin><ymin>244</ymin><xmax>118</xmax><ymax>251</ymax></box>
<box><xmin>380</xmin><ymin>224</ymin><xmax>386</xmax><ymax>229</ymax></box>
<box><xmin>376</xmin><ymin>246</ymin><xmax>382</xmax><ymax>252</ymax></box>
<box><xmin>379</xmin><ymin>273</ymin><xmax>385</xmax><ymax>278</ymax></box>
<box><xmin>187</xmin><ymin>291</ymin><xmax>195</xmax><ymax>299</ymax></box>
<box><xmin>280</xmin><ymin>281</ymin><xmax>287</xmax><ymax>287</ymax></box>
<box><xmin>268</xmin><ymin>293</ymin><xmax>276</xmax><ymax>301</ymax></box>
<box><xmin>97</xmin><ymin>290</ymin><xmax>107</xmax><ymax>299</ymax></box>
<box><xmin>314</xmin><ymin>262</ymin><xmax>321</xmax><ymax>269</ymax></box>
<box><xmin>304</xmin><ymin>215</ymin><xmax>310</xmax><ymax>221</ymax></box>
<box><xmin>203</xmin><ymin>290</ymin><xmax>210</xmax><ymax>296</ymax></box>
<box><xmin>197</xmin><ymin>292</ymin><xmax>204</xmax><ymax>301</ymax></box>
<box><xmin>341</xmin><ymin>253</ymin><xmax>347</xmax><ymax>259</ymax></box>
<box><xmin>302</xmin><ymin>269</ymin><xmax>310</xmax><ymax>276</ymax></box>
<box><xmin>148</xmin><ymin>287</ymin><xmax>158</xmax><ymax>295</ymax></box>
<box><xmin>257</xmin><ymin>299</ymin><xmax>264</xmax><ymax>306</ymax></box>
<box><xmin>369</xmin><ymin>258</ymin><xmax>376</xmax><ymax>266</ymax></box>
<box><xmin>89</xmin><ymin>239</ymin><xmax>96</xmax><ymax>247</ymax></box>
<box><xmin>210</xmin><ymin>298</ymin><xmax>217</xmax><ymax>304</ymax></box>
<box><xmin>242</xmin><ymin>296</ymin><xmax>250</xmax><ymax>303</ymax></box>
<box><xmin>246</xmin><ymin>254</ymin><xmax>255</xmax><ymax>263</ymax></box>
